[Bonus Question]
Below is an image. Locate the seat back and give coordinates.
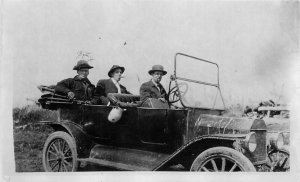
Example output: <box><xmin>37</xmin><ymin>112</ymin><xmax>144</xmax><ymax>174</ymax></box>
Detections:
<box><xmin>141</xmin><ymin>98</ymin><xmax>170</xmax><ymax>109</ymax></box>
<box><xmin>107</xmin><ymin>93</ymin><xmax>141</xmax><ymax>107</ymax></box>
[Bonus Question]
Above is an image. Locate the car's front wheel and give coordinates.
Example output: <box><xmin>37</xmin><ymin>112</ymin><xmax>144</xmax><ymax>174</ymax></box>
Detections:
<box><xmin>42</xmin><ymin>131</ymin><xmax>79</xmax><ymax>172</ymax></box>
<box><xmin>190</xmin><ymin>147</ymin><xmax>256</xmax><ymax>172</ymax></box>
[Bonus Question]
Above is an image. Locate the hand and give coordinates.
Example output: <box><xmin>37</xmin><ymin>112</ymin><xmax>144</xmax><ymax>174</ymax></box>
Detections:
<box><xmin>67</xmin><ymin>92</ymin><xmax>75</xmax><ymax>99</ymax></box>
<box><xmin>158</xmin><ymin>98</ymin><xmax>167</xmax><ymax>103</ymax></box>
<box><xmin>85</xmin><ymin>101</ymin><xmax>91</xmax><ymax>105</ymax></box>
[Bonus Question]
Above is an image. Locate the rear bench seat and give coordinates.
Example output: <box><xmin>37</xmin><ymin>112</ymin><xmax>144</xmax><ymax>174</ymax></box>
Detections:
<box><xmin>107</xmin><ymin>93</ymin><xmax>141</xmax><ymax>107</ymax></box>
<box><xmin>107</xmin><ymin>93</ymin><xmax>170</xmax><ymax>109</ymax></box>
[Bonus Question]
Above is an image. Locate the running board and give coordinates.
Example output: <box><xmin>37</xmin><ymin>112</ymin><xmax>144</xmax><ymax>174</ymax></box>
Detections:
<box><xmin>79</xmin><ymin>145</ymin><xmax>169</xmax><ymax>171</ymax></box>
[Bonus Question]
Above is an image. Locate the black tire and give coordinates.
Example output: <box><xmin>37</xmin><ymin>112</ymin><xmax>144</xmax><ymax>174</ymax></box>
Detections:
<box><xmin>190</xmin><ymin>147</ymin><xmax>256</xmax><ymax>172</ymax></box>
<box><xmin>42</xmin><ymin>131</ymin><xmax>79</xmax><ymax>172</ymax></box>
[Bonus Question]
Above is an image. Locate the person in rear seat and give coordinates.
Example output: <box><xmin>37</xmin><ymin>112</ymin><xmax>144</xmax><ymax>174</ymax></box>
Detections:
<box><xmin>55</xmin><ymin>60</ymin><xmax>95</xmax><ymax>101</ymax></box>
<box><xmin>92</xmin><ymin>65</ymin><xmax>131</xmax><ymax>105</ymax></box>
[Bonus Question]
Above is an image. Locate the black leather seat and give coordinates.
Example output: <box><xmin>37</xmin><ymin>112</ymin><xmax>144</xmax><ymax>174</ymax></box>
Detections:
<box><xmin>107</xmin><ymin>93</ymin><xmax>141</xmax><ymax>107</ymax></box>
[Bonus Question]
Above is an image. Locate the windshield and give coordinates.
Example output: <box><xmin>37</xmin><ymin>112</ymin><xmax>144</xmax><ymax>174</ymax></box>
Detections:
<box><xmin>174</xmin><ymin>53</ymin><xmax>225</xmax><ymax>110</ymax></box>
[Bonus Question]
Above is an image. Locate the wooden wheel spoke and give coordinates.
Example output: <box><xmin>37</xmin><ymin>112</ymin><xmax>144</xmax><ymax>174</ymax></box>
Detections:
<box><xmin>58</xmin><ymin>139</ymin><xmax>62</xmax><ymax>152</ymax></box>
<box><xmin>211</xmin><ymin>159</ymin><xmax>218</xmax><ymax>171</ymax></box>
<box><xmin>51</xmin><ymin>161</ymin><xmax>60</xmax><ymax>171</ymax></box>
<box><xmin>63</xmin><ymin>148</ymin><xmax>71</xmax><ymax>155</ymax></box>
<box><xmin>61</xmin><ymin>162</ymin><xmax>68</xmax><ymax>172</ymax></box>
<box><xmin>61</xmin><ymin>163</ymin><xmax>65</xmax><ymax>172</ymax></box>
<box><xmin>229</xmin><ymin>163</ymin><xmax>237</xmax><ymax>172</ymax></box>
<box><xmin>64</xmin><ymin>160</ymin><xmax>72</xmax><ymax>166</ymax></box>
<box><xmin>221</xmin><ymin>157</ymin><xmax>226</xmax><ymax>171</ymax></box>
<box><xmin>61</xmin><ymin>162</ymin><xmax>67</xmax><ymax>171</ymax></box>
<box><xmin>52</xmin><ymin>142</ymin><xmax>60</xmax><ymax>153</ymax></box>
<box><xmin>61</xmin><ymin>140</ymin><xmax>66</xmax><ymax>153</ymax></box>
<box><xmin>49</xmin><ymin>145</ymin><xmax>58</xmax><ymax>153</ymax></box>
<box><xmin>64</xmin><ymin>156</ymin><xmax>73</xmax><ymax>160</ymax></box>
<box><xmin>48</xmin><ymin>150</ymin><xmax>58</xmax><ymax>157</ymax></box>
<box><xmin>201</xmin><ymin>166</ymin><xmax>210</xmax><ymax>172</ymax></box>
<box><xmin>58</xmin><ymin>162</ymin><xmax>62</xmax><ymax>172</ymax></box>
<box><xmin>48</xmin><ymin>158</ymin><xmax>58</xmax><ymax>162</ymax></box>
<box><xmin>63</xmin><ymin>160</ymin><xmax>73</xmax><ymax>169</ymax></box>
<box><xmin>279</xmin><ymin>156</ymin><xmax>288</xmax><ymax>168</ymax></box>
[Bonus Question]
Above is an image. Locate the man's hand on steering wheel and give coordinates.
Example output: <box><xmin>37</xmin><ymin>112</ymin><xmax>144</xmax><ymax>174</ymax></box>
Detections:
<box><xmin>168</xmin><ymin>82</ymin><xmax>188</xmax><ymax>104</ymax></box>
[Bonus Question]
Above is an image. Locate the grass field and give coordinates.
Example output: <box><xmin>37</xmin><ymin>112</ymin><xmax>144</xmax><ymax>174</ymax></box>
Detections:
<box><xmin>13</xmin><ymin>105</ymin><xmax>56</xmax><ymax>172</ymax></box>
<box><xmin>13</xmin><ymin>127</ymin><xmax>53</xmax><ymax>172</ymax></box>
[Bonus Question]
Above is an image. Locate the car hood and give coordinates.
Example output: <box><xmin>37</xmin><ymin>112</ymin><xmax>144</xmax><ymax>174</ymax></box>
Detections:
<box><xmin>264</xmin><ymin>118</ymin><xmax>289</xmax><ymax>132</ymax></box>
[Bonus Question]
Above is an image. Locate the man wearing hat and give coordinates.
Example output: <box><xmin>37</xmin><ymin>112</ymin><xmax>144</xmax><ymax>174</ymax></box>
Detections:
<box><xmin>140</xmin><ymin>65</ymin><xmax>168</xmax><ymax>103</ymax></box>
<box><xmin>55</xmin><ymin>60</ymin><xmax>95</xmax><ymax>101</ymax></box>
<box><xmin>91</xmin><ymin>65</ymin><xmax>131</xmax><ymax>105</ymax></box>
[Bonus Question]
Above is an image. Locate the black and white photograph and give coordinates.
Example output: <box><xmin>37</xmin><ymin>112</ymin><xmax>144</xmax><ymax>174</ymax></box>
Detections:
<box><xmin>1</xmin><ymin>0</ymin><xmax>300</xmax><ymax>181</ymax></box>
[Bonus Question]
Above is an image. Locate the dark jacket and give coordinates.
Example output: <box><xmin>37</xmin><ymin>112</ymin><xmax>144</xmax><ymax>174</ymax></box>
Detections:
<box><xmin>92</xmin><ymin>79</ymin><xmax>131</xmax><ymax>105</ymax></box>
<box><xmin>55</xmin><ymin>76</ymin><xmax>95</xmax><ymax>100</ymax></box>
<box><xmin>140</xmin><ymin>80</ymin><xmax>167</xmax><ymax>103</ymax></box>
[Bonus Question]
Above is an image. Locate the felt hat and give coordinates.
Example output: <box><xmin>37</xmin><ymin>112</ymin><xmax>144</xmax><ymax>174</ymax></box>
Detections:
<box><xmin>108</xmin><ymin>65</ymin><xmax>125</xmax><ymax>77</ymax></box>
<box><xmin>148</xmin><ymin>65</ymin><xmax>167</xmax><ymax>75</ymax></box>
<box><xmin>73</xmin><ymin>60</ymin><xmax>93</xmax><ymax>70</ymax></box>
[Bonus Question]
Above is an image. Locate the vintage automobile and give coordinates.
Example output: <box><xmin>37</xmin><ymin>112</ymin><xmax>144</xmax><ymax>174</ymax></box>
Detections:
<box><xmin>256</xmin><ymin>106</ymin><xmax>290</xmax><ymax>171</ymax></box>
<box><xmin>38</xmin><ymin>53</ymin><xmax>268</xmax><ymax>172</ymax></box>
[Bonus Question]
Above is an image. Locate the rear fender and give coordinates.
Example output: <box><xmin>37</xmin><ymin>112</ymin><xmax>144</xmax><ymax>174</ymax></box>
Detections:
<box><xmin>40</xmin><ymin>120</ymin><xmax>94</xmax><ymax>158</ymax></box>
<box><xmin>155</xmin><ymin>135</ymin><xmax>246</xmax><ymax>170</ymax></box>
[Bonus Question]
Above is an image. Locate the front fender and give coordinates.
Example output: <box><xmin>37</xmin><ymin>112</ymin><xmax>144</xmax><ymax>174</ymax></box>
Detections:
<box><xmin>40</xmin><ymin>120</ymin><xmax>94</xmax><ymax>158</ymax></box>
<box><xmin>155</xmin><ymin>135</ymin><xmax>246</xmax><ymax>170</ymax></box>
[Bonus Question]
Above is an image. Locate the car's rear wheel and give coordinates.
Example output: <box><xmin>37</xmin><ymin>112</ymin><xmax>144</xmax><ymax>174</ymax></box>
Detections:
<box><xmin>190</xmin><ymin>147</ymin><xmax>256</xmax><ymax>172</ymax></box>
<box><xmin>43</xmin><ymin>131</ymin><xmax>79</xmax><ymax>172</ymax></box>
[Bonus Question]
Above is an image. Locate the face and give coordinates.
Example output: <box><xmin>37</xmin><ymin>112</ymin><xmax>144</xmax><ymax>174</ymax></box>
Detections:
<box><xmin>111</xmin><ymin>68</ymin><xmax>123</xmax><ymax>82</ymax></box>
<box><xmin>151</xmin><ymin>71</ymin><xmax>164</xmax><ymax>83</ymax></box>
<box><xmin>77</xmin><ymin>68</ymin><xmax>89</xmax><ymax>79</ymax></box>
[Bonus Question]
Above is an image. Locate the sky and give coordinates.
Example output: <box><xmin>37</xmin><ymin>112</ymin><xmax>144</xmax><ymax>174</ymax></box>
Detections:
<box><xmin>2</xmin><ymin>0</ymin><xmax>299</xmax><ymax>107</ymax></box>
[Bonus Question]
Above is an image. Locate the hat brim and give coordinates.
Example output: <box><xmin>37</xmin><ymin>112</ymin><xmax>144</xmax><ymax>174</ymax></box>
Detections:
<box><xmin>73</xmin><ymin>65</ymin><xmax>94</xmax><ymax>70</ymax></box>
<box><xmin>148</xmin><ymin>70</ymin><xmax>167</xmax><ymax>75</ymax></box>
<box><xmin>108</xmin><ymin>66</ymin><xmax>125</xmax><ymax>77</ymax></box>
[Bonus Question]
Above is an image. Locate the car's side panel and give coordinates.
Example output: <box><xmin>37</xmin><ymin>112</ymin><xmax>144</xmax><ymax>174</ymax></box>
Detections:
<box><xmin>82</xmin><ymin>105</ymin><xmax>140</xmax><ymax>146</ymax></box>
<box><xmin>59</xmin><ymin>105</ymin><xmax>84</xmax><ymax>123</ymax></box>
<box><xmin>166</xmin><ymin>109</ymin><xmax>189</xmax><ymax>150</ymax></box>
<box><xmin>81</xmin><ymin>105</ymin><xmax>113</xmax><ymax>139</ymax></box>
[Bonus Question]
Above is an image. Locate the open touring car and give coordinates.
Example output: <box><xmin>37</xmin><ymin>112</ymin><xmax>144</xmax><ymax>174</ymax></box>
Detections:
<box><xmin>38</xmin><ymin>53</ymin><xmax>268</xmax><ymax>172</ymax></box>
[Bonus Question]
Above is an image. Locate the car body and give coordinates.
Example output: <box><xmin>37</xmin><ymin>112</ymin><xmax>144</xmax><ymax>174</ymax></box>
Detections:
<box><xmin>39</xmin><ymin>53</ymin><xmax>268</xmax><ymax>172</ymax></box>
<box><xmin>257</xmin><ymin>106</ymin><xmax>290</xmax><ymax>171</ymax></box>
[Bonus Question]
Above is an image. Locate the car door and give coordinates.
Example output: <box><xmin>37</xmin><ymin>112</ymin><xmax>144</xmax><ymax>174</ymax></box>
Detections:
<box><xmin>137</xmin><ymin>108</ymin><xmax>169</xmax><ymax>145</ymax></box>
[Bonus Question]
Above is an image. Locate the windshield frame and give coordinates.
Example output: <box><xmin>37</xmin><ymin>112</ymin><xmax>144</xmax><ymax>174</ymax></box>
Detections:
<box><xmin>173</xmin><ymin>53</ymin><xmax>226</xmax><ymax>110</ymax></box>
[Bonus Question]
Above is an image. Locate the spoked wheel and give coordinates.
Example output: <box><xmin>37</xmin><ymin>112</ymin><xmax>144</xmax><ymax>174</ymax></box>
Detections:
<box><xmin>43</xmin><ymin>131</ymin><xmax>79</xmax><ymax>172</ymax></box>
<box><xmin>190</xmin><ymin>147</ymin><xmax>256</xmax><ymax>172</ymax></box>
<box><xmin>267</xmin><ymin>149</ymin><xmax>290</xmax><ymax>172</ymax></box>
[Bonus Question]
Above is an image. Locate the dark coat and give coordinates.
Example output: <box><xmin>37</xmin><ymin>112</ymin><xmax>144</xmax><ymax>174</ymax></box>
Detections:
<box><xmin>92</xmin><ymin>79</ymin><xmax>131</xmax><ymax>105</ymax></box>
<box><xmin>55</xmin><ymin>76</ymin><xmax>95</xmax><ymax>100</ymax></box>
<box><xmin>139</xmin><ymin>80</ymin><xmax>167</xmax><ymax>103</ymax></box>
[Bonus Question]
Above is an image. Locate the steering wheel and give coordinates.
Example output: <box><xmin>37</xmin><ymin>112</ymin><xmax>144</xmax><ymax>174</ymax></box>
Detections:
<box><xmin>168</xmin><ymin>82</ymin><xmax>188</xmax><ymax>104</ymax></box>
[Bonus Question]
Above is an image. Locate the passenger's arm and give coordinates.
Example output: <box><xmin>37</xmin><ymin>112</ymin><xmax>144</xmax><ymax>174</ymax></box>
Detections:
<box><xmin>55</xmin><ymin>78</ymin><xmax>73</xmax><ymax>95</ymax></box>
